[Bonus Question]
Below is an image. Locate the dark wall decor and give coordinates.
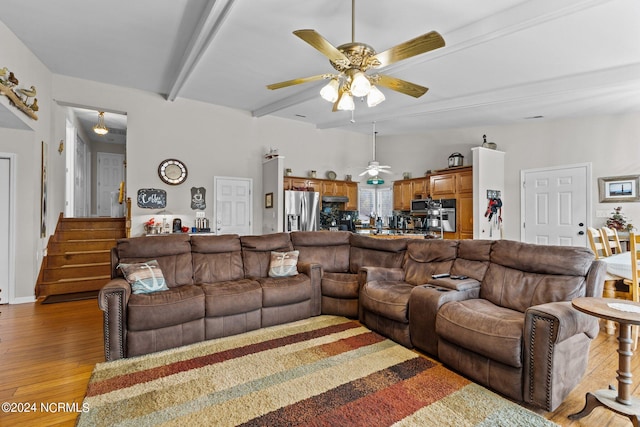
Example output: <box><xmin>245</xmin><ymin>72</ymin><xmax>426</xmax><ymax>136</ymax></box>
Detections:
<box><xmin>191</xmin><ymin>187</ymin><xmax>206</xmax><ymax>210</ymax></box>
<box><xmin>137</xmin><ymin>188</ymin><xmax>167</xmax><ymax>209</ymax></box>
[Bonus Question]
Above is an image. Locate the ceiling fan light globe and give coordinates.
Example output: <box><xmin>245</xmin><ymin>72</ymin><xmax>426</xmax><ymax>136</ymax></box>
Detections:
<box><xmin>320</xmin><ymin>79</ymin><xmax>339</xmax><ymax>103</ymax></box>
<box><xmin>337</xmin><ymin>92</ymin><xmax>355</xmax><ymax>111</ymax></box>
<box><xmin>367</xmin><ymin>85</ymin><xmax>385</xmax><ymax>107</ymax></box>
<box><xmin>350</xmin><ymin>71</ymin><xmax>371</xmax><ymax>97</ymax></box>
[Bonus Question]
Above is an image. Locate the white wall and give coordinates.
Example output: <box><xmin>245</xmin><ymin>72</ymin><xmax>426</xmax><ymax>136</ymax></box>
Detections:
<box><xmin>51</xmin><ymin>75</ymin><xmax>371</xmax><ymax>237</ymax></box>
<box><xmin>378</xmin><ymin>112</ymin><xmax>640</xmax><ymax>241</ymax></box>
<box><xmin>0</xmin><ymin>21</ymin><xmax>54</xmax><ymax>302</ymax></box>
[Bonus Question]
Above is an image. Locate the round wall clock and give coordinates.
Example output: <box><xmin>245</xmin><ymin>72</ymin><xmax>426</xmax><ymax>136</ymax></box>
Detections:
<box><xmin>158</xmin><ymin>159</ymin><xmax>188</xmax><ymax>185</ymax></box>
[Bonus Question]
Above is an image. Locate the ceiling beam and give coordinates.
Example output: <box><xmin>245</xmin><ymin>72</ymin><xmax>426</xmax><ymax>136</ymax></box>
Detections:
<box><xmin>166</xmin><ymin>0</ymin><xmax>237</xmax><ymax>102</ymax></box>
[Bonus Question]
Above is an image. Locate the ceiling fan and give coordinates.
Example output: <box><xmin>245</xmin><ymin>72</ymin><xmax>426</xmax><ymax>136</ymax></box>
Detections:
<box><xmin>266</xmin><ymin>0</ymin><xmax>445</xmax><ymax>111</ymax></box>
<box><xmin>359</xmin><ymin>122</ymin><xmax>391</xmax><ymax>178</ymax></box>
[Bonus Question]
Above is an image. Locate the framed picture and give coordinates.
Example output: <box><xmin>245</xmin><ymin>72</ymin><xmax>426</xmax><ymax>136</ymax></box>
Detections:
<box><xmin>265</xmin><ymin>192</ymin><xmax>273</xmax><ymax>209</ymax></box>
<box><xmin>598</xmin><ymin>175</ymin><xmax>640</xmax><ymax>203</ymax></box>
<box><xmin>41</xmin><ymin>141</ymin><xmax>47</xmax><ymax>237</ymax></box>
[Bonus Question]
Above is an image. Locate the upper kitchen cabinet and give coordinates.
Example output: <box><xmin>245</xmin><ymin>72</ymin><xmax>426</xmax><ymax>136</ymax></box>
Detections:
<box><xmin>285</xmin><ymin>176</ymin><xmax>358</xmax><ymax>211</ymax></box>
<box><xmin>393</xmin><ymin>177</ymin><xmax>429</xmax><ymax>211</ymax></box>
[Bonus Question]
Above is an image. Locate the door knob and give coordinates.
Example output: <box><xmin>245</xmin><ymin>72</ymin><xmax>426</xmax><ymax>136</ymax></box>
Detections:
<box><xmin>578</xmin><ymin>231</ymin><xmax>585</xmax><ymax>235</ymax></box>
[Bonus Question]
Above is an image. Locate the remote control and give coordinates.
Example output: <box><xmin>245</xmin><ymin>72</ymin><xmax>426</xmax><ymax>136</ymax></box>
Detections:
<box><xmin>431</xmin><ymin>273</ymin><xmax>450</xmax><ymax>279</ymax></box>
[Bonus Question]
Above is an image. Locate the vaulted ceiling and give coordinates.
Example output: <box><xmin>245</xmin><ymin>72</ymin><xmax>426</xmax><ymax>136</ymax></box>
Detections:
<box><xmin>2</xmin><ymin>0</ymin><xmax>639</xmax><ymax>135</ymax></box>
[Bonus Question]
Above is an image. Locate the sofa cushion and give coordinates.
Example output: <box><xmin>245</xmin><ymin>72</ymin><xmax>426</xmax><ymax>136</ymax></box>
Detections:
<box><xmin>258</xmin><ymin>274</ymin><xmax>312</xmax><ymax>307</ymax></box>
<box><xmin>291</xmin><ymin>231</ymin><xmax>351</xmax><ymax>273</ymax></box>
<box><xmin>403</xmin><ymin>240</ymin><xmax>458</xmax><ymax>286</ymax></box>
<box><xmin>436</xmin><ymin>299</ymin><xmax>524</xmax><ymax>368</ymax></box>
<box><xmin>241</xmin><ymin>233</ymin><xmax>293</xmax><ymax>278</ymax></box>
<box><xmin>321</xmin><ymin>272</ymin><xmax>359</xmax><ymax>299</ymax></box>
<box><xmin>115</xmin><ymin>234</ymin><xmax>193</xmax><ymax>287</ymax></box>
<box><xmin>349</xmin><ymin>234</ymin><xmax>407</xmax><ymax>273</ymax></box>
<box><xmin>127</xmin><ymin>284</ymin><xmax>204</xmax><ymax>331</ymax></box>
<box><xmin>191</xmin><ymin>234</ymin><xmax>244</xmax><ymax>283</ymax></box>
<box><xmin>268</xmin><ymin>250</ymin><xmax>299</xmax><ymax>277</ymax></box>
<box><xmin>118</xmin><ymin>260</ymin><xmax>169</xmax><ymax>294</ymax></box>
<box><xmin>360</xmin><ymin>280</ymin><xmax>413</xmax><ymax>323</ymax></box>
<box><xmin>450</xmin><ymin>240</ymin><xmax>492</xmax><ymax>281</ymax></box>
<box><xmin>491</xmin><ymin>240</ymin><xmax>594</xmax><ymax>276</ymax></box>
<box><xmin>201</xmin><ymin>278</ymin><xmax>262</xmax><ymax>317</ymax></box>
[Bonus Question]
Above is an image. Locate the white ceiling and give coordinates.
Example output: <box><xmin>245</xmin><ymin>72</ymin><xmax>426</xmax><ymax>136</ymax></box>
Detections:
<box><xmin>1</xmin><ymin>0</ymin><xmax>639</xmax><ymax>136</ymax></box>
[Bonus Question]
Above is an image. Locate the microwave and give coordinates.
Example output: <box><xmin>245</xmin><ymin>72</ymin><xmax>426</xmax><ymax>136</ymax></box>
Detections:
<box><xmin>410</xmin><ymin>199</ymin><xmax>430</xmax><ymax>213</ymax></box>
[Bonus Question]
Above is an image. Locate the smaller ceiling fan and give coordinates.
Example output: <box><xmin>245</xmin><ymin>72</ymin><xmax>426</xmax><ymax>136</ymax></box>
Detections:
<box><xmin>360</xmin><ymin>122</ymin><xmax>391</xmax><ymax>177</ymax></box>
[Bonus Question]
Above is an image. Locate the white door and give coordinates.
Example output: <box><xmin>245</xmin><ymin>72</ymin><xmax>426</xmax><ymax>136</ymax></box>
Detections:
<box><xmin>214</xmin><ymin>177</ymin><xmax>252</xmax><ymax>235</ymax></box>
<box><xmin>521</xmin><ymin>163</ymin><xmax>590</xmax><ymax>246</ymax></box>
<box><xmin>97</xmin><ymin>152</ymin><xmax>125</xmax><ymax>217</ymax></box>
<box><xmin>0</xmin><ymin>155</ymin><xmax>15</xmax><ymax>304</ymax></box>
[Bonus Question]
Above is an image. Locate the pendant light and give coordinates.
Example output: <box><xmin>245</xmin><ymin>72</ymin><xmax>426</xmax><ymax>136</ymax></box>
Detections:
<box><xmin>93</xmin><ymin>111</ymin><xmax>109</xmax><ymax>135</ymax></box>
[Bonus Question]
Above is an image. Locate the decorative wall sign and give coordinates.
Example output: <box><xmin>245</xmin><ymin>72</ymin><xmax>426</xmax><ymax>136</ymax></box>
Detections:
<box><xmin>191</xmin><ymin>187</ymin><xmax>206</xmax><ymax>210</ymax></box>
<box><xmin>265</xmin><ymin>192</ymin><xmax>273</xmax><ymax>208</ymax></box>
<box><xmin>137</xmin><ymin>188</ymin><xmax>167</xmax><ymax>209</ymax></box>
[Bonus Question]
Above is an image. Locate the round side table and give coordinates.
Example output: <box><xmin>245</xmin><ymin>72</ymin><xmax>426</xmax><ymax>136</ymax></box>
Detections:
<box><xmin>569</xmin><ymin>297</ymin><xmax>640</xmax><ymax>426</ymax></box>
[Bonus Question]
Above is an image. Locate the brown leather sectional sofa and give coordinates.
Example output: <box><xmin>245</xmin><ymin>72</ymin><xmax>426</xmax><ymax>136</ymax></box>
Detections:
<box><xmin>99</xmin><ymin>230</ymin><xmax>606</xmax><ymax>411</ymax></box>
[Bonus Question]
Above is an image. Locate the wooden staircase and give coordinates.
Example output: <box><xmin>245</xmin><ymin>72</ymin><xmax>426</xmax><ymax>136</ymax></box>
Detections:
<box><xmin>36</xmin><ymin>214</ymin><xmax>127</xmax><ymax>298</ymax></box>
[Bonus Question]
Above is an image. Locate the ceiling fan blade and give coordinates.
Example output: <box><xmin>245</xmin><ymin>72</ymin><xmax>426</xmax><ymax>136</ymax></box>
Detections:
<box><xmin>373</xmin><ymin>31</ymin><xmax>445</xmax><ymax>68</ymax></box>
<box><xmin>293</xmin><ymin>29</ymin><xmax>352</xmax><ymax>67</ymax></box>
<box><xmin>267</xmin><ymin>74</ymin><xmax>327</xmax><ymax>90</ymax></box>
<box><xmin>378</xmin><ymin>169</ymin><xmax>392</xmax><ymax>174</ymax></box>
<box><xmin>358</xmin><ymin>170</ymin><xmax>369</xmax><ymax>176</ymax></box>
<box><xmin>375</xmin><ymin>74</ymin><xmax>428</xmax><ymax>98</ymax></box>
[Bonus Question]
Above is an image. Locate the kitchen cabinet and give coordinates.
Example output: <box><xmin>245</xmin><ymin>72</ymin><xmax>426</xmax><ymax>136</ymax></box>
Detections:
<box><xmin>458</xmin><ymin>195</ymin><xmax>474</xmax><ymax>239</ymax></box>
<box><xmin>284</xmin><ymin>177</ymin><xmax>320</xmax><ymax>192</ymax></box>
<box><xmin>430</xmin><ymin>174</ymin><xmax>456</xmax><ymax>198</ymax></box>
<box><xmin>345</xmin><ymin>182</ymin><xmax>358</xmax><ymax>211</ymax></box>
<box><xmin>428</xmin><ymin>166</ymin><xmax>473</xmax><ymax>240</ymax></box>
<box><xmin>284</xmin><ymin>177</ymin><xmax>357</xmax><ymax>210</ymax></box>
<box><xmin>392</xmin><ymin>177</ymin><xmax>429</xmax><ymax>211</ymax></box>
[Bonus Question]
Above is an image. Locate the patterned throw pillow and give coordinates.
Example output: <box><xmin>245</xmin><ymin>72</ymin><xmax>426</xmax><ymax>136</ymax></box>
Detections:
<box><xmin>118</xmin><ymin>260</ymin><xmax>169</xmax><ymax>294</ymax></box>
<box><xmin>268</xmin><ymin>250</ymin><xmax>299</xmax><ymax>277</ymax></box>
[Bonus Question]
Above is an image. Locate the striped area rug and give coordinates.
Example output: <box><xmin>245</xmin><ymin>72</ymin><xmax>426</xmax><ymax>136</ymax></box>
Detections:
<box><xmin>78</xmin><ymin>316</ymin><xmax>556</xmax><ymax>427</ymax></box>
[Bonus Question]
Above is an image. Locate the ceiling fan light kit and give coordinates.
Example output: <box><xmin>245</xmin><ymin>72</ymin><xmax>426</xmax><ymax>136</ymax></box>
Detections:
<box><xmin>266</xmin><ymin>0</ymin><xmax>445</xmax><ymax>112</ymax></box>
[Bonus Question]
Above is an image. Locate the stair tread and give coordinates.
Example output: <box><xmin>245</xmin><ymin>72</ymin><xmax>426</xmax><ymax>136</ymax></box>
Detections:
<box><xmin>41</xmin><ymin>275</ymin><xmax>111</xmax><ymax>284</ymax></box>
<box><xmin>48</xmin><ymin>262</ymin><xmax>110</xmax><ymax>269</ymax></box>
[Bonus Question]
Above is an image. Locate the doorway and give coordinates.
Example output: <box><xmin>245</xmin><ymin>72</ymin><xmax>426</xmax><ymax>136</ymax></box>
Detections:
<box><xmin>0</xmin><ymin>154</ymin><xmax>16</xmax><ymax>304</ymax></box>
<box><xmin>521</xmin><ymin>163</ymin><xmax>591</xmax><ymax>246</ymax></box>
<box><xmin>214</xmin><ymin>176</ymin><xmax>253</xmax><ymax>235</ymax></box>
<box><xmin>63</xmin><ymin>106</ymin><xmax>127</xmax><ymax>217</ymax></box>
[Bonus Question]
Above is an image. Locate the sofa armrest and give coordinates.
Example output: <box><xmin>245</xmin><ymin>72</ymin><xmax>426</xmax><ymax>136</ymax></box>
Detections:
<box><xmin>523</xmin><ymin>301</ymin><xmax>599</xmax><ymax>410</ymax></box>
<box><xmin>98</xmin><ymin>279</ymin><xmax>131</xmax><ymax>361</ymax></box>
<box><xmin>297</xmin><ymin>262</ymin><xmax>322</xmax><ymax>316</ymax></box>
<box><xmin>409</xmin><ymin>284</ymin><xmax>480</xmax><ymax>356</ymax></box>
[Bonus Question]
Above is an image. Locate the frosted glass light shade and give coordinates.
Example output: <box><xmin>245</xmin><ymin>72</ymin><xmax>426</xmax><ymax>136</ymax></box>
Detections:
<box><xmin>350</xmin><ymin>71</ymin><xmax>371</xmax><ymax>97</ymax></box>
<box><xmin>367</xmin><ymin>85</ymin><xmax>385</xmax><ymax>107</ymax></box>
<box><xmin>337</xmin><ymin>92</ymin><xmax>355</xmax><ymax>111</ymax></box>
<box><xmin>320</xmin><ymin>79</ymin><xmax>339</xmax><ymax>102</ymax></box>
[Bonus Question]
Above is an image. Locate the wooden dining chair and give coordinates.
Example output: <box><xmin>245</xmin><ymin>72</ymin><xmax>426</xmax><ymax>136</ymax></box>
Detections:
<box><xmin>621</xmin><ymin>233</ymin><xmax>640</xmax><ymax>348</ymax></box>
<box><xmin>588</xmin><ymin>227</ymin><xmax>626</xmax><ymax>334</ymax></box>
<box><xmin>587</xmin><ymin>227</ymin><xmax>609</xmax><ymax>259</ymax></box>
<box><xmin>601</xmin><ymin>226</ymin><xmax>623</xmax><ymax>256</ymax></box>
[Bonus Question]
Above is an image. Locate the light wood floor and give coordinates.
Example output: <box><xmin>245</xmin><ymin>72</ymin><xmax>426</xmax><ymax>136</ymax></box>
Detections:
<box><xmin>0</xmin><ymin>299</ymin><xmax>637</xmax><ymax>426</ymax></box>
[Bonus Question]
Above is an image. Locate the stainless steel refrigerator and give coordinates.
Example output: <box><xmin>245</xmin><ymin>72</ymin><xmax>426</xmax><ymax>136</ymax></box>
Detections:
<box><xmin>284</xmin><ymin>190</ymin><xmax>320</xmax><ymax>231</ymax></box>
